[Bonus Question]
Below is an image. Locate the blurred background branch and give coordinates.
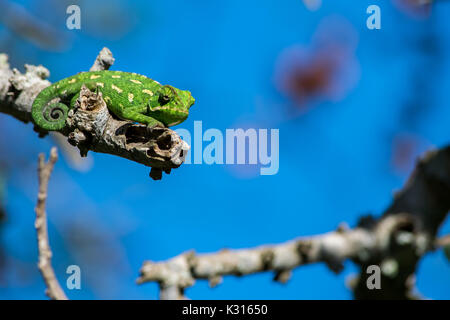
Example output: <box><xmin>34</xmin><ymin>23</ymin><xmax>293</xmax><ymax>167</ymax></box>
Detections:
<box><xmin>138</xmin><ymin>146</ymin><xmax>450</xmax><ymax>300</ymax></box>
<box><xmin>0</xmin><ymin>0</ymin><xmax>70</xmax><ymax>51</ymax></box>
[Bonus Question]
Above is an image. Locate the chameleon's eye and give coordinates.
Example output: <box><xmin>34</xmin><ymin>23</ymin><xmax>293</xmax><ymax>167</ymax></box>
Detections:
<box><xmin>158</xmin><ymin>85</ymin><xmax>176</xmax><ymax>105</ymax></box>
<box><xmin>159</xmin><ymin>94</ymin><xmax>170</xmax><ymax>104</ymax></box>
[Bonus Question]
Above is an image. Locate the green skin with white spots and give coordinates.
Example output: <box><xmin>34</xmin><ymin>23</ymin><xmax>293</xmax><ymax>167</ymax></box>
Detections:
<box><xmin>31</xmin><ymin>70</ymin><xmax>195</xmax><ymax>131</ymax></box>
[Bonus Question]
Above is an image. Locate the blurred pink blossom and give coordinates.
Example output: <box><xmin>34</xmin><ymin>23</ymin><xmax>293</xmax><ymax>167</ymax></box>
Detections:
<box><xmin>274</xmin><ymin>16</ymin><xmax>360</xmax><ymax>113</ymax></box>
<box><xmin>392</xmin><ymin>0</ymin><xmax>433</xmax><ymax>19</ymax></box>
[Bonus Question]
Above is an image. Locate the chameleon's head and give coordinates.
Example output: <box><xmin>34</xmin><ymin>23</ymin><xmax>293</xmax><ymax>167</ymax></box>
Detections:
<box><xmin>148</xmin><ymin>85</ymin><xmax>195</xmax><ymax>127</ymax></box>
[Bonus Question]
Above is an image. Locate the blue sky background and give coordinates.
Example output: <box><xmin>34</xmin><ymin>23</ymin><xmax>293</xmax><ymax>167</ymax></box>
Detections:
<box><xmin>0</xmin><ymin>0</ymin><xmax>449</xmax><ymax>299</ymax></box>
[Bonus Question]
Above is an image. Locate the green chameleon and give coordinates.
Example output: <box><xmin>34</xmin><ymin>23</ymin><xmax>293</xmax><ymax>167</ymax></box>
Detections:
<box><xmin>32</xmin><ymin>70</ymin><xmax>195</xmax><ymax>131</ymax></box>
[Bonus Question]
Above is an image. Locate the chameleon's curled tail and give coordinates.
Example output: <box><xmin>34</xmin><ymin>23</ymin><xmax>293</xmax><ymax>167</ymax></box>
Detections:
<box><xmin>31</xmin><ymin>86</ymin><xmax>69</xmax><ymax>131</ymax></box>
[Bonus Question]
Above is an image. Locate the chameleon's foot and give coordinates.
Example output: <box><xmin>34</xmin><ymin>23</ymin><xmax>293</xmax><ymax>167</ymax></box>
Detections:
<box><xmin>146</xmin><ymin>122</ymin><xmax>165</xmax><ymax>135</ymax></box>
<box><xmin>147</xmin><ymin>121</ymin><xmax>165</xmax><ymax>129</ymax></box>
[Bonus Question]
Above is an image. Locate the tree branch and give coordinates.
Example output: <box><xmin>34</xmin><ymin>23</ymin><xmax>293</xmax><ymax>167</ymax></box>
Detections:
<box><xmin>35</xmin><ymin>147</ymin><xmax>67</xmax><ymax>300</ymax></box>
<box><xmin>137</xmin><ymin>146</ymin><xmax>450</xmax><ymax>299</ymax></box>
<box><xmin>0</xmin><ymin>48</ymin><xmax>189</xmax><ymax>180</ymax></box>
<box><xmin>89</xmin><ymin>47</ymin><xmax>115</xmax><ymax>72</ymax></box>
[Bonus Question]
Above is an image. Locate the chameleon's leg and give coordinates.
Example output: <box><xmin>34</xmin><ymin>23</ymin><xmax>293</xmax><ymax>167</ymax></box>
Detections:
<box><xmin>118</xmin><ymin>107</ymin><xmax>164</xmax><ymax>128</ymax></box>
<box><xmin>69</xmin><ymin>94</ymin><xmax>79</xmax><ymax>109</ymax></box>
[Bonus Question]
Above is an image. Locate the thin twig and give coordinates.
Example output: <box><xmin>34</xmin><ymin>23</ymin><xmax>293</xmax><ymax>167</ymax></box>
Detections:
<box><xmin>35</xmin><ymin>147</ymin><xmax>67</xmax><ymax>300</ymax></box>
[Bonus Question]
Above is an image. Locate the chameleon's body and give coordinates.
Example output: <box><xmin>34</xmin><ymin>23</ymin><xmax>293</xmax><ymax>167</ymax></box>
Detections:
<box><xmin>32</xmin><ymin>70</ymin><xmax>195</xmax><ymax>131</ymax></box>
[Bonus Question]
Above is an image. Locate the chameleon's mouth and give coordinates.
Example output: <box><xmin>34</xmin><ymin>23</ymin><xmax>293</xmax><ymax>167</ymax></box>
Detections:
<box><xmin>186</xmin><ymin>91</ymin><xmax>195</xmax><ymax>108</ymax></box>
<box><xmin>167</xmin><ymin>119</ymin><xmax>185</xmax><ymax>127</ymax></box>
